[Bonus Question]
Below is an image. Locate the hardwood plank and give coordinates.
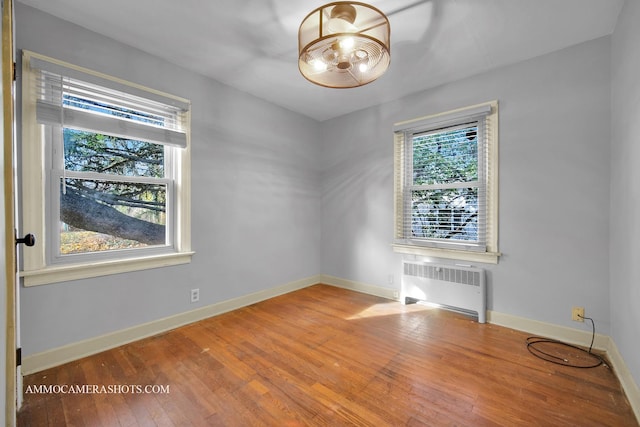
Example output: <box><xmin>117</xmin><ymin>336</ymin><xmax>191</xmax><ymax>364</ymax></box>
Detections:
<box><xmin>18</xmin><ymin>284</ymin><xmax>638</xmax><ymax>426</ymax></box>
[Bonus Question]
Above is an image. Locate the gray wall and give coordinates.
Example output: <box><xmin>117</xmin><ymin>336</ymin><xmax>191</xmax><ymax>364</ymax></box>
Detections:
<box><xmin>611</xmin><ymin>0</ymin><xmax>640</xmax><ymax>388</ymax></box>
<box><xmin>320</xmin><ymin>36</ymin><xmax>612</xmax><ymax>333</ymax></box>
<box><xmin>16</xmin><ymin>3</ymin><xmax>322</xmax><ymax>356</ymax></box>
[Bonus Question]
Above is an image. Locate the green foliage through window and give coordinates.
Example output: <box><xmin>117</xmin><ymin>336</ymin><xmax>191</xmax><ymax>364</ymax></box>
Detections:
<box><xmin>64</xmin><ymin>128</ymin><xmax>164</xmax><ymax>177</ymax></box>
<box><xmin>409</xmin><ymin>123</ymin><xmax>480</xmax><ymax>242</ymax></box>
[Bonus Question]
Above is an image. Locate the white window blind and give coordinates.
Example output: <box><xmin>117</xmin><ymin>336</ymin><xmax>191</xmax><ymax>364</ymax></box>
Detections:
<box><xmin>29</xmin><ymin>56</ymin><xmax>189</xmax><ymax>148</ymax></box>
<box><xmin>394</xmin><ymin>102</ymin><xmax>498</xmax><ymax>257</ymax></box>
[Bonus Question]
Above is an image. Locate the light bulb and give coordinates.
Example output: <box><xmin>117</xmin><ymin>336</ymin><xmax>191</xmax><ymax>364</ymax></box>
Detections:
<box><xmin>359</xmin><ymin>63</ymin><xmax>368</xmax><ymax>72</ymax></box>
<box><xmin>339</xmin><ymin>37</ymin><xmax>355</xmax><ymax>50</ymax></box>
<box><xmin>310</xmin><ymin>59</ymin><xmax>327</xmax><ymax>71</ymax></box>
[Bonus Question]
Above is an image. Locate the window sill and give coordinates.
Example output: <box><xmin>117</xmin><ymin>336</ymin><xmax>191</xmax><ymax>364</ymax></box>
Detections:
<box><xmin>21</xmin><ymin>251</ymin><xmax>195</xmax><ymax>287</ymax></box>
<box><xmin>392</xmin><ymin>243</ymin><xmax>500</xmax><ymax>264</ymax></box>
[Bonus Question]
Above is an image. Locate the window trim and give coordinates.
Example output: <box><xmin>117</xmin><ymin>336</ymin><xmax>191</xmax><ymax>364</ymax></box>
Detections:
<box><xmin>392</xmin><ymin>101</ymin><xmax>500</xmax><ymax>264</ymax></box>
<box><xmin>20</xmin><ymin>50</ymin><xmax>193</xmax><ymax>286</ymax></box>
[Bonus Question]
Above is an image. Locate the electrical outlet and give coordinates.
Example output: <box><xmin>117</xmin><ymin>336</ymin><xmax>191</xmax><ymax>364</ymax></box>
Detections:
<box><xmin>572</xmin><ymin>306</ymin><xmax>584</xmax><ymax>322</ymax></box>
<box><xmin>190</xmin><ymin>288</ymin><xmax>200</xmax><ymax>303</ymax></box>
<box><xmin>393</xmin><ymin>290</ymin><xmax>399</xmax><ymax>300</ymax></box>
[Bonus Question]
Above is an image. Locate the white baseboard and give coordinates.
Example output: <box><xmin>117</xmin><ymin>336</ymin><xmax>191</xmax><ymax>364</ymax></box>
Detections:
<box><xmin>21</xmin><ymin>275</ymin><xmax>321</xmax><ymax>375</ymax></box>
<box><xmin>604</xmin><ymin>337</ymin><xmax>640</xmax><ymax>423</ymax></box>
<box><xmin>319</xmin><ymin>274</ymin><xmax>398</xmax><ymax>300</ymax></box>
<box><xmin>487</xmin><ymin>310</ymin><xmax>610</xmax><ymax>351</ymax></box>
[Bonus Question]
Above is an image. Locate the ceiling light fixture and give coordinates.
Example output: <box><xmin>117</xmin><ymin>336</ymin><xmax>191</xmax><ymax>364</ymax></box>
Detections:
<box><xmin>298</xmin><ymin>2</ymin><xmax>390</xmax><ymax>88</ymax></box>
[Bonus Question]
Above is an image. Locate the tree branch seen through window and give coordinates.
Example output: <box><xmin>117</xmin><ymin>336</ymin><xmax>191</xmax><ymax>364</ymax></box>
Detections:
<box><xmin>60</xmin><ymin>129</ymin><xmax>167</xmax><ymax>254</ymax></box>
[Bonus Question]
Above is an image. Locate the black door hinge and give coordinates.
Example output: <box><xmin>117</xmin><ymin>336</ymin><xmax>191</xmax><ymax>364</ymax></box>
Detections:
<box><xmin>13</xmin><ymin>62</ymin><xmax>16</xmax><ymax>81</ymax></box>
<box><xmin>16</xmin><ymin>347</ymin><xmax>21</xmax><ymax>367</ymax></box>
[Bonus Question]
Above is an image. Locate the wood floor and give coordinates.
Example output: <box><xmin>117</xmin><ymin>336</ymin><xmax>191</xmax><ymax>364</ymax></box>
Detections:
<box><xmin>18</xmin><ymin>284</ymin><xmax>638</xmax><ymax>426</ymax></box>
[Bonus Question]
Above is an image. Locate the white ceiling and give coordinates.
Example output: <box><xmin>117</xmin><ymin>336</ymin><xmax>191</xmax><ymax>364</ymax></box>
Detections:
<box><xmin>17</xmin><ymin>0</ymin><xmax>624</xmax><ymax>121</ymax></box>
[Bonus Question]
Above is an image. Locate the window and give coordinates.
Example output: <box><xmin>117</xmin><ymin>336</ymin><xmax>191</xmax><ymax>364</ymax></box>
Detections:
<box><xmin>393</xmin><ymin>101</ymin><xmax>499</xmax><ymax>263</ymax></box>
<box><xmin>21</xmin><ymin>51</ymin><xmax>193</xmax><ymax>285</ymax></box>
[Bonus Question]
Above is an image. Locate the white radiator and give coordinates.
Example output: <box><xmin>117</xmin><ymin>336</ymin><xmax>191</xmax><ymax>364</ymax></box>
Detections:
<box><xmin>401</xmin><ymin>262</ymin><xmax>486</xmax><ymax>323</ymax></box>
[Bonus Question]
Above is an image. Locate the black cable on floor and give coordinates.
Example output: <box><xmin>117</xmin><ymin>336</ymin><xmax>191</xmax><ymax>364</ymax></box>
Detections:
<box><xmin>525</xmin><ymin>315</ymin><xmax>607</xmax><ymax>369</ymax></box>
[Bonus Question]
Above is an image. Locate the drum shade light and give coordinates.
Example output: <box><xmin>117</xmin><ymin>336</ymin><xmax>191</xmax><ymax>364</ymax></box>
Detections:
<box><xmin>298</xmin><ymin>2</ymin><xmax>390</xmax><ymax>88</ymax></box>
